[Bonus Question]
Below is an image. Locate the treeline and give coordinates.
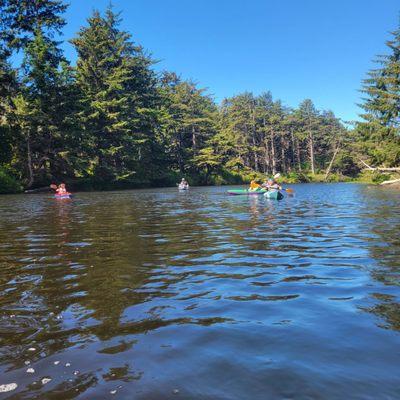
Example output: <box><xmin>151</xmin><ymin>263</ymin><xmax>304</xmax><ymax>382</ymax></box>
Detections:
<box><xmin>0</xmin><ymin>1</ymin><xmax>399</xmax><ymax>193</ymax></box>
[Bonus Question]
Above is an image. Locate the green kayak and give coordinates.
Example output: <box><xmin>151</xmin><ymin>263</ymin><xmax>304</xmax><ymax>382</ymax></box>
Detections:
<box><xmin>264</xmin><ymin>190</ymin><xmax>284</xmax><ymax>200</ymax></box>
<box><xmin>227</xmin><ymin>189</ymin><xmax>268</xmax><ymax>196</ymax></box>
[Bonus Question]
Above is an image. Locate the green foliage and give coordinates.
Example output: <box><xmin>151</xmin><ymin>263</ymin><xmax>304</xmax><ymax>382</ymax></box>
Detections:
<box><xmin>371</xmin><ymin>172</ymin><xmax>392</xmax><ymax>184</ymax></box>
<box><xmin>355</xmin><ymin>122</ymin><xmax>400</xmax><ymax>167</ymax></box>
<box><xmin>159</xmin><ymin>72</ymin><xmax>217</xmax><ymax>175</ymax></box>
<box><xmin>282</xmin><ymin>171</ymin><xmax>310</xmax><ymax>183</ymax></box>
<box><xmin>333</xmin><ymin>151</ymin><xmax>361</xmax><ymax>177</ymax></box>
<box><xmin>0</xmin><ymin>1</ymin><xmax>396</xmax><ymax>193</ymax></box>
<box><xmin>360</xmin><ymin>24</ymin><xmax>400</xmax><ymax>128</ymax></box>
<box><xmin>11</xmin><ymin>29</ymin><xmax>76</xmax><ymax>187</ymax></box>
<box><xmin>355</xmin><ymin>19</ymin><xmax>400</xmax><ymax>169</ymax></box>
<box><xmin>70</xmin><ymin>7</ymin><xmax>160</xmax><ymax>184</ymax></box>
<box><xmin>0</xmin><ymin>166</ymin><xmax>22</xmax><ymax>193</ymax></box>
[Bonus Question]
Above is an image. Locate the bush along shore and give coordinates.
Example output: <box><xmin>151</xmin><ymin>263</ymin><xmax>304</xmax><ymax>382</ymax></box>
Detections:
<box><xmin>0</xmin><ymin>2</ymin><xmax>399</xmax><ymax>194</ymax></box>
<box><xmin>2</xmin><ymin>168</ymin><xmax>399</xmax><ymax>195</ymax></box>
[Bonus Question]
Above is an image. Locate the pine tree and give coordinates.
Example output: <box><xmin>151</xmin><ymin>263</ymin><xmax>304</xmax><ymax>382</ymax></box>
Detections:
<box><xmin>297</xmin><ymin>99</ymin><xmax>320</xmax><ymax>174</ymax></box>
<box><xmin>71</xmin><ymin>7</ymin><xmax>159</xmax><ymax>183</ymax></box>
<box><xmin>160</xmin><ymin>73</ymin><xmax>217</xmax><ymax>175</ymax></box>
<box><xmin>357</xmin><ymin>19</ymin><xmax>400</xmax><ymax>167</ymax></box>
<box><xmin>0</xmin><ymin>0</ymin><xmax>70</xmax><ymax>186</ymax></box>
<box><xmin>12</xmin><ymin>30</ymin><xmax>77</xmax><ymax>186</ymax></box>
<box><xmin>360</xmin><ymin>23</ymin><xmax>400</xmax><ymax>127</ymax></box>
<box><xmin>0</xmin><ymin>0</ymin><xmax>67</xmax><ymax>51</ymax></box>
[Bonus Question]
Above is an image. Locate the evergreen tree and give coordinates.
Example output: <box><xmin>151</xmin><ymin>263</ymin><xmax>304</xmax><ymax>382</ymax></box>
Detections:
<box><xmin>0</xmin><ymin>0</ymin><xmax>67</xmax><ymax>51</ymax></box>
<box><xmin>297</xmin><ymin>99</ymin><xmax>320</xmax><ymax>174</ymax></box>
<box><xmin>360</xmin><ymin>23</ymin><xmax>400</xmax><ymax>127</ymax></box>
<box><xmin>160</xmin><ymin>73</ymin><xmax>217</xmax><ymax>175</ymax></box>
<box><xmin>0</xmin><ymin>0</ymin><xmax>70</xmax><ymax>186</ymax></box>
<box><xmin>71</xmin><ymin>7</ymin><xmax>159</xmax><ymax>184</ymax></box>
<box><xmin>12</xmin><ymin>30</ymin><xmax>77</xmax><ymax>186</ymax></box>
<box><xmin>356</xmin><ymin>20</ymin><xmax>400</xmax><ymax>167</ymax></box>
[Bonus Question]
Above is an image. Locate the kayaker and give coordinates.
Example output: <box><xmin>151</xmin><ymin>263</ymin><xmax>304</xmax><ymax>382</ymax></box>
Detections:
<box><xmin>56</xmin><ymin>183</ymin><xmax>68</xmax><ymax>194</ymax></box>
<box><xmin>264</xmin><ymin>178</ymin><xmax>281</xmax><ymax>190</ymax></box>
<box><xmin>249</xmin><ymin>180</ymin><xmax>262</xmax><ymax>191</ymax></box>
<box><xmin>178</xmin><ymin>178</ymin><xmax>189</xmax><ymax>189</ymax></box>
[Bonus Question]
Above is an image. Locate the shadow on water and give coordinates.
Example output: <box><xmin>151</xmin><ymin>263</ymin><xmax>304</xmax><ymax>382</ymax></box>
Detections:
<box><xmin>0</xmin><ymin>184</ymin><xmax>399</xmax><ymax>399</ymax></box>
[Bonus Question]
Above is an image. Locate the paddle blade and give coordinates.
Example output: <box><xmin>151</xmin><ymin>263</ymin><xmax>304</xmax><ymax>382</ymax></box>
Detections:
<box><xmin>273</xmin><ymin>173</ymin><xmax>281</xmax><ymax>179</ymax></box>
<box><xmin>285</xmin><ymin>188</ymin><xmax>294</xmax><ymax>193</ymax></box>
<box><xmin>50</xmin><ymin>184</ymin><xmax>57</xmax><ymax>190</ymax></box>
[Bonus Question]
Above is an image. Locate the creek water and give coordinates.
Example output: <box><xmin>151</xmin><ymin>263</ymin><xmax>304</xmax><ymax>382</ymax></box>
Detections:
<box><xmin>0</xmin><ymin>183</ymin><xmax>399</xmax><ymax>399</ymax></box>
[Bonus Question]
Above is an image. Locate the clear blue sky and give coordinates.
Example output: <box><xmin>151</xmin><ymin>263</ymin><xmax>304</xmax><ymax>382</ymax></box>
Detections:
<box><xmin>61</xmin><ymin>0</ymin><xmax>399</xmax><ymax>123</ymax></box>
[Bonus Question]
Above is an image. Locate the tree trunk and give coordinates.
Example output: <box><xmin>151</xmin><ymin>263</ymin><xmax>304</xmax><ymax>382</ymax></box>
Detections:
<box><xmin>270</xmin><ymin>130</ymin><xmax>276</xmax><ymax>175</ymax></box>
<box><xmin>252</xmin><ymin>108</ymin><xmax>258</xmax><ymax>171</ymax></box>
<box><xmin>192</xmin><ymin>126</ymin><xmax>196</xmax><ymax>152</ymax></box>
<box><xmin>290</xmin><ymin>128</ymin><xmax>296</xmax><ymax>170</ymax></box>
<box><xmin>324</xmin><ymin>145</ymin><xmax>340</xmax><ymax>181</ymax></box>
<box><xmin>281</xmin><ymin>139</ymin><xmax>286</xmax><ymax>174</ymax></box>
<box><xmin>358</xmin><ymin>158</ymin><xmax>400</xmax><ymax>172</ymax></box>
<box><xmin>252</xmin><ymin>135</ymin><xmax>259</xmax><ymax>172</ymax></box>
<box><xmin>380</xmin><ymin>178</ymin><xmax>400</xmax><ymax>185</ymax></box>
<box><xmin>177</xmin><ymin>130</ymin><xmax>184</xmax><ymax>173</ymax></box>
<box><xmin>309</xmin><ymin>131</ymin><xmax>315</xmax><ymax>175</ymax></box>
<box><xmin>26</xmin><ymin>134</ymin><xmax>34</xmax><ymax>188</ymax></box>
<box><xmin>296</xmin><ymin>138</ymin><xmax>302</xmax><ymax>171</ymax></box>
<box><xmin>264</xmin><ymin>138</ymin><xmax>270</xmax><ymax>174</ymax></box>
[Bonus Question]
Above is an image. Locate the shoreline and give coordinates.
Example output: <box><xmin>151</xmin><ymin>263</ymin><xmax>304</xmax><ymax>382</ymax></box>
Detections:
<box><xmin>2</xmin><ymin>169</ymin><xmax>399</xmax><ymax>196</ymax></box>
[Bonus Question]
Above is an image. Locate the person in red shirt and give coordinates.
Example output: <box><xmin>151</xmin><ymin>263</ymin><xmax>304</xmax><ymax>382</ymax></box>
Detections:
<box><xmin>52</xmin><ymin>183</ymin><xmax>68</xmax><ymax>194</ymax></box>
<box><xmin>56</xmin><ymin>183</ymin><xmax>67</xmax><ymax>194</ymax></box>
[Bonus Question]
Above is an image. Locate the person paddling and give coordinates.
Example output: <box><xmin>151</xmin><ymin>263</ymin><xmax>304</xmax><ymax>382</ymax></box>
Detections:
<box><xmin>178</xmin><ymin>178</ymin><xmax>189</xmax><ymax>190</ymax></box>
<box><xmin>50</xmin><ymin>183</ymin><xmax>69</xmax><ymax>194</ymax></box>
<box><xmin>263</xmin><ymin>178</ymin><xmax>281</xmax><ymax>190</ymax></box>
<box><xmin>56</xmin><ymin>183</ymin><xmax>68</xmax><ymax>194</ymax></box>
<box><xmin>249</xmin><ymin>180</ymin><xmax>262</xmax><ymax>191</ymax></box>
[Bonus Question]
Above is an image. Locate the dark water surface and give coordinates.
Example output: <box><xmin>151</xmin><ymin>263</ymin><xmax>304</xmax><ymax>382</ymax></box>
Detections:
<box><xmin>1</xmin><ymin>183</ymin><xmax>400</xmax><ymax>399</ymax></box>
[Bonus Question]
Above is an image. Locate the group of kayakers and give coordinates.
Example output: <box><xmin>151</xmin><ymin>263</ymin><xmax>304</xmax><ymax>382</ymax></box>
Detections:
<box><xmin>50</xmin><ymin>177</ymin><xmax>279</xmax><ymax>196</ymax></box>
<box><xmin>249</xmin><ymin>177</ymin><xmax>281</xmax><ymax>191</ymax></box>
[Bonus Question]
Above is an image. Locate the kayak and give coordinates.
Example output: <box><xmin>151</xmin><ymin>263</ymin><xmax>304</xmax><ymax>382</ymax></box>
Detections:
<box><xmin>227</xmin><ymin>189</ymin><xmax>268</xmax><ymax>195</ymax></box>
<box><xmin>178</xmin><ymin>185</ymin><xmax>189</xmax><ymax>190</ymax></box>
<box><xmin>54</xmin><ymin>193</ymin><xmax>72</xmax><ymax>199</ymax></box>
<box><xmin>264</xmin><ymin>190</ymin><xmax>284</xmax><ymax>200</ymax></box>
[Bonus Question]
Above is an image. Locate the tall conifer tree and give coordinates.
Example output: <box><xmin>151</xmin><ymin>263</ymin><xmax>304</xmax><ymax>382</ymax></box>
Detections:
<box><xmin>71</xmin><ymin>7</ymin><xmax>159</xmax><ymax>183</ymax></box>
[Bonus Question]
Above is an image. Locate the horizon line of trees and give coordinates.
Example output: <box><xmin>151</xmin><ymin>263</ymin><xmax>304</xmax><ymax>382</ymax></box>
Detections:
<box><xmin>0</xmin><ymin>1</ymin><xmax>399</xmax><ymax>192</ymax></box>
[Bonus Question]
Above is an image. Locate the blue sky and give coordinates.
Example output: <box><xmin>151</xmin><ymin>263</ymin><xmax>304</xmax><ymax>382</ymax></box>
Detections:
<box><xmin>61</xmin><ymin>0</ymin><xmax>399</xmax><ymax>122</ymax></box>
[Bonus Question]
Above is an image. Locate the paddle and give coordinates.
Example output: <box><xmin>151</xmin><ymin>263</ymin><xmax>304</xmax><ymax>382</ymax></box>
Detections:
<box><xmin>50</xmin><ymin>184</ymin><xmax>57</xmax><ymax>190</ymax></box>
<box><xmin>272</xmin><ymin>173</ymin><xmax>294</xmax><ymax>193</ymax></box>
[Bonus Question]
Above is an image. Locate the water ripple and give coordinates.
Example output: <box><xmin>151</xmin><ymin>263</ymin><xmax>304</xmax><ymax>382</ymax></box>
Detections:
<box><xmin>0</xmin><ymin>184</ymin><xmax>399</xmax><ymax>399</ymax></box>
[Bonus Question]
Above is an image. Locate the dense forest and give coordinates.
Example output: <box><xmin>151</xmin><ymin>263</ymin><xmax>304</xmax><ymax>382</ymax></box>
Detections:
<box><xmin>0</xmin><ymin>1</ymin><xmax>399</xmax><ymax>193</ymax></box>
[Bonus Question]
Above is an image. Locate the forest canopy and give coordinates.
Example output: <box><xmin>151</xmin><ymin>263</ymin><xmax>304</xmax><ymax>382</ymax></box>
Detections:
<box><xmin>0</xmin><ymin>1</ymin><xmax>399</xmax><ymax>192</ymax></box>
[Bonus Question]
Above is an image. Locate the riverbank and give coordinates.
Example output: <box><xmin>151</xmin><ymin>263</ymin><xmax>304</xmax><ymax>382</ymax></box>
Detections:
<box><xmin>1</xmin><ymin>167</ymin><xmax>398</xmax><ymax>195</ymax></box>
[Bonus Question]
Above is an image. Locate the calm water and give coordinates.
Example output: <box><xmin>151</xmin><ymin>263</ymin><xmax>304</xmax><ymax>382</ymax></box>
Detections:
<box><xmin>0</xmin><ymin>183</ymin><xmax>399</xmax><ymax>399</ymax></box>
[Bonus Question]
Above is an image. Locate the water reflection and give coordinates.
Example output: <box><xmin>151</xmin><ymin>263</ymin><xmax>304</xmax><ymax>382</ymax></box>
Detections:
<box><xmin>0</xmin><ymin>184</ymin><xmax>400</xmax><ymax>399</ymax></box>
<box><xmin>357</xmin><ymin>185</ymin><xmax>400</xmax><ymax>332</ymax></box>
